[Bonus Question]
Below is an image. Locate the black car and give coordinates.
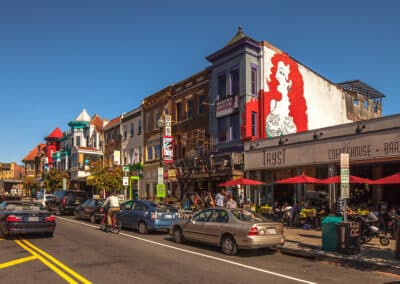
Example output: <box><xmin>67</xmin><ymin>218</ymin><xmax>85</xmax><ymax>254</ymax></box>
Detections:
<box><xmin>74</xmin><ymin>198</ymin><xmax>105</xmax><ymax>223</ymax></box>
<box><xmin>46</xmin><ymin>190</ymin><xmax>88</xmax><ymax>215</ymax></box>
<box><xmin>0</xmin><ymin>201</ymin><xmax>56</xmax><ymax>237</ymax></box>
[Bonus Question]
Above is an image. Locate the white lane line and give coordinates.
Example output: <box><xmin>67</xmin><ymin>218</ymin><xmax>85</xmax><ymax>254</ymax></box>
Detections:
<box><xmin>57</xmin><ymin>216</ymin><xmax>317</xmax><ymax>284</ymax></box>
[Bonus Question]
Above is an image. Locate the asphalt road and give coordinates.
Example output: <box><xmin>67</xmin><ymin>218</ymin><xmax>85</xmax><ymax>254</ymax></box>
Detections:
<box><xmin>1</xmin><ymin>216</ymin><xmax>399</xmax><ymax>284</ymax></box>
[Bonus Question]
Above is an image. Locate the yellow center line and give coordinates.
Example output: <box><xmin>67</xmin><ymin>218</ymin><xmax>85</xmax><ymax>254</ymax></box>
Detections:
<box><xmin>21</xmin><ymin>239</ymin><xmax>92</xmax><ymax>284</ymax></box>
<box><xmin>15</xmin><ymin>240</ymin><xmax>78</xmax><ymax>284</ymax></box>
<box><xmin>0</xmin><ymin>255</ymin><xmax>37</xmax><ymax>269</ymax></box>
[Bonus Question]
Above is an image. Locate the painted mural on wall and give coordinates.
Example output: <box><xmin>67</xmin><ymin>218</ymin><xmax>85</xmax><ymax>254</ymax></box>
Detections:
<box><xmin>262</xmin><ymin>53</ymin><xmax>308</xmax><ymax>138</ymax></box>
<box><xmin>241</xmin><ymin>52</ymin><xmax>308</xmax><ymax>141</ymax></box>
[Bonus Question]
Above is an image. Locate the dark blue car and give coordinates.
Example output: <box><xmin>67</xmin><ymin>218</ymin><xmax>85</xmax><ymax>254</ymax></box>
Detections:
<box><xmin>118</xmin><ymin>200</ymin><xmax>179</xmax><ymax>234</ymax></box>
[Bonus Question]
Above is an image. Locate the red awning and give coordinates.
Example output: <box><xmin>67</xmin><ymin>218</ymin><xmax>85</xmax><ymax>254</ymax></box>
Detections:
<box><xmin>218</xmin><ymin>178</ymin><xmax>264</xmax><ymax>187</ymax></box>
<box><xmin>274</xmin><ymin>174</ymin><xmax>323</xmax><ymax>184</ymax></box>
<box><xmin>370</xmin><ymin>172</ymin><xmax>400</xmax><ymax>184</ymax></box>
<box><xmin>320</xmin><ymin>175</ymin><xmax>372</xmax><ymax>184</ymax></box>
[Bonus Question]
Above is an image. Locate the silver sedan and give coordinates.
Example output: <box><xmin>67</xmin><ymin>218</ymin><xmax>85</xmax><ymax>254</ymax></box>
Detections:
<box><xmin>169</xmin><ymin>208</ymin><xmax>285</xmax><ymax>255</ymax></box>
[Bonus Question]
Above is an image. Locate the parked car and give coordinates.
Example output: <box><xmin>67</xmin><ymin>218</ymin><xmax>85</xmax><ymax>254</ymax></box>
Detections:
<box><xmin>74</xmin><ymin>198</ymin><xmax>105</xmax><ymax>223</ymax></box>
<box><xmin>118</xmin><ymin>200</ymin><xmax>179</xmax><ymax>234</ymax></box>
<box><xmin>0</xmin><ymin>201</ymin><xmax>56</xmax><ymax>237</ymax></box>
<box><xmin>46</xmin><ymin>190</ymin><xmax>88</xmax><ymax>215</ymax></box>
<box><xmin>170</xmin><ymin>208</ymin><xmax>285</xmax><ymax>255</ymax></box>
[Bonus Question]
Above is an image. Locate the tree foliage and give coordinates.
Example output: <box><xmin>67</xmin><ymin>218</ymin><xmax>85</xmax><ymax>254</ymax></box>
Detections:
<box><xmin>86</xmin><ymin>161</ymin><xmax>123</xmax><ymax>194</ymax></box>
<box><xmin>42</xmin><ymin>169</ymin><xmax>69</xmax><ymax>192</ymax></box>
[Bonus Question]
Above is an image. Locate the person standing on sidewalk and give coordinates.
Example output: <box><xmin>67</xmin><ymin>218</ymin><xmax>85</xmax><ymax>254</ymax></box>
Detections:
<box><xmin>215</xmin><ymin>189</ymin><xmax>226</xmax><ymax>207</ymax></box>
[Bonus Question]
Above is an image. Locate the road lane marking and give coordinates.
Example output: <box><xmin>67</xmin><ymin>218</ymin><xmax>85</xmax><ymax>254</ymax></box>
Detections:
<box><xmin>15</xmin><ymin>240</ymin><xmax>78</xmax><ymax>284</ymax></box>
<box><xmin>57</xmin><ymin>216</ymin><xmax>316</xmax><ymax>284</ymax></box>
<box><xmin>0</xmin><ymin>255</ymin><xmax>37</xmax><ymax>269</ymax></box>
<box><xmin>20</xmin><ymin>239</ymin><xmax>92</xmax><ymax>284</ymax></box>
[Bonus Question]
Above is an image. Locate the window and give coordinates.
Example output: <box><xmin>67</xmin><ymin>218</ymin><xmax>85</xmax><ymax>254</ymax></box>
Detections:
<box><xmin>187</xmin><ymin>99</ymin><xmax>193</xmax><ymax>119</ymax></box>
<box><xmin>230</xmin><ymin>68</ymin><xmax>239</xmax><ymax>95</ymax></box>
<box><xmin>251</xmin><ymin>67</ymin><xmax>257</xmax><ymax>96</ymax></box>
<box><xmin>193</xmin><ymin>209</ymin><xmax>213</xmax><ymax>222</ymax></box>
<box><xmin>124</xmin><ymin>126</ymin><xmax>127</xmax><ymax>139</ymax></box>
<box><xmin>209</xmin><ymin>210</ymin><xmax>228</xmax><ymax>223</ymax></box>
<box><xmin>364</xmin><ymin>100</ymin><xmax>369</xmax><ymax>109</ymax></box>
<box><xmin>176</xmin><ymin>102</ymin><xmax>182</xmax><ymax>121</ymax></box>
<box><xmin>218</xmin><ymin>117</ymin><xmax>227</xmax><ymax>142</ymax></box>
<box><xmin>154</xmin><ymin>112</ymin><xmax>160</xmax><ymax>130</ymax></box>
<box><xmin>146</xmin><ymin>114</ymin><xmax>151</xmax><ymax>132</ymax></box>
<box><xmin>138</xmin><ymin>120</ymin><xmax>142</xmax><ymax>135</ymax></box>
<box><xmin>129</xmin><ymin>148</ymin><xmax>134</xmax><ymax>163</ymax></box>
<box><xmin>155</xmin><ymin>144</ymin><xmax>160</xmax><ymax>159</ymax></box>
<box><xmin>130</xmin><ymin>123</ymin><xmax>134</xmax><ymax>137</ymax></box>
<box><xmin>147</xmin><ymin>146</ymin><xmax>153</xmax><ymax>161</ymax></box>
<box><xmin>138</xmin><ymin>147</ymin><xmax>142</xmax><ymax>162</ymax></box>
<box><xmin>251</xmin><ymin>111</ymin><xmax>257</xmax><ymax>136</ymax></box>
<box><xmin>230</xmin><ymin>113</ymin><xmax>240</xmax><ymax>141</ymax></box>
<box><xmin>217</xmin><ymin>73</ymin><xmax>226</xmax><ymax>99</ymax></box>
<box><xmin>198</xmin><ymin>95</ymin><xmax>205</xmax><ymax>114</ymax></box>
<box><xmin>76</xmin><ymin>136</ymin><xmax>81</xmax><ymax>146</ymax></box>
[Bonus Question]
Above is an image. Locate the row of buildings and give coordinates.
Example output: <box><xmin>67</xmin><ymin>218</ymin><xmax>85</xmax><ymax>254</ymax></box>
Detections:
<box><xmin>22</xmin><ymin>28</ymin><xmax>400</xmax><ymax>207</ymax></box>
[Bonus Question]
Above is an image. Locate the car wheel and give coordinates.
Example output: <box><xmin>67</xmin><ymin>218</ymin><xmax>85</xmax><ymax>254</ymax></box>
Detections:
<box><xmin>221</xmin><ymin>236</ymin><xmax>238</xmax><ymax>256</ymax></box>
<box><xmin>74</xmin><ymin>211</ymin><xmax>80</xmax><ymax>219</ymax></box>
<box><xmin>138</xmin><ymin>221</ymin><xmax>148</xmax><ymax>234</ymax></box>
<box><xmin>173</xmin><ymin>227</ymin><xmax>184</xmax><ymax>243</ymax></box>
<box><xmin>90</xmin><ymin>214</ymin><xmax>96</xmax><ymax>224</ymax></box>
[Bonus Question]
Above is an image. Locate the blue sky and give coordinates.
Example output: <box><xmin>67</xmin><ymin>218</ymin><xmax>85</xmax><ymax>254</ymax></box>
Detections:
<box><xmin>0</xmin><ymin>0</ymin><xmax>399</xmax><ymax>164</ymax></box>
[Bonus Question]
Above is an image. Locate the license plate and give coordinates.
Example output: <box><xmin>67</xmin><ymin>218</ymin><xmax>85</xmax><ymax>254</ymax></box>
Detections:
<box><xmin>163</xmin><ymin>214</ymin><xmax>172</xmax><ymax>219</ymax></box>
<box><xmin>266</xmin><ymin>228</ymin><xmax>276</xmax><ymax>234</ymax></box>
<box><xmin>28</xmin><ymin>217</ymin><xmax>39</xmax><ymax>222</ymax></box>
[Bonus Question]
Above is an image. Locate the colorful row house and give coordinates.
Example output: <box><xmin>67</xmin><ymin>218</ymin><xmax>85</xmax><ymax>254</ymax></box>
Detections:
<box><xmin>23</xmin><ymin>28</ymin><xmax>389</xmax><ymax>203</ymax></box>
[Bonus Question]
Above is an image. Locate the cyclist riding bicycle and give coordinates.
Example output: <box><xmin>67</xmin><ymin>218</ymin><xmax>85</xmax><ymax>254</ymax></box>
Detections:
<box><xmin>101</xmin><ymin>190</ymin><xmax>120</xmax><ymax>232</ymax></box>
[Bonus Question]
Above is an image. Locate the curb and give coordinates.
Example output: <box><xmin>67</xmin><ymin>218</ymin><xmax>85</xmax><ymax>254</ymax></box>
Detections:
<box><xmin>279</xmin><ymin>244</ymin><xmax>400</xmax><ymax>275</ymax></box>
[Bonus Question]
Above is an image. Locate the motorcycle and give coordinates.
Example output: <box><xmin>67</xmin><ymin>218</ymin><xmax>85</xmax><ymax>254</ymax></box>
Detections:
<box><xmin>356</xmin><ymin>214</ymin><xmax>390</xmax><ymax>246</ymax></box>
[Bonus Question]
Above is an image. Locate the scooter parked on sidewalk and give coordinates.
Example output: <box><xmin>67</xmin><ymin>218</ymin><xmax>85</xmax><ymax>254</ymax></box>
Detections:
<box><xmin>355</xmin><ymin>214</ymin><xmax>390</xmax><ymax>246</ymax></box>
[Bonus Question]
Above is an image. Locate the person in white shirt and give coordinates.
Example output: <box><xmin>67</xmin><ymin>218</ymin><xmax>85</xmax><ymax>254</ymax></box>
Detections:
<box><xmin>102</xmin><ymin>190</ymin><xmax>120</xmax><ymax>230</ymax></box>
<box><xmin>215</xmin><ymin>189</ymin><xmax>226</xmax><ymax>207</ymax></box>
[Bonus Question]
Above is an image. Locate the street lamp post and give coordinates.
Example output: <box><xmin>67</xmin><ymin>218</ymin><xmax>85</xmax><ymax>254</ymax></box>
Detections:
<box><xmin>157</xmin><ymin>116</ymin><xmax>165</xmax><ymax>200</ymax></box>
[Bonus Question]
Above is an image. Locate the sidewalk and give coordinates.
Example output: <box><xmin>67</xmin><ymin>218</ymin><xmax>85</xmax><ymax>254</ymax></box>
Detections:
<box><xmin>280</xmin><ymin>228</ymin><xmax>400</xmax><ymax>275</ymax></box>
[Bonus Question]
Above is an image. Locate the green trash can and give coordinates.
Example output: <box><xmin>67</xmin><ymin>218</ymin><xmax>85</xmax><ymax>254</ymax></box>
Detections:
<box><xmin>321</xmin><ymin>216</ymin><xmax>343</xmax><ymax>252</ymax></box>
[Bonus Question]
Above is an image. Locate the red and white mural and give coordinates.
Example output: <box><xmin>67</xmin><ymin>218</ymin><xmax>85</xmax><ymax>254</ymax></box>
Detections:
<box><xmin>241</xmin><ymin>47</ymin><xmax>351</xmax><ymax>141</ymax></box>
<box><xmin>261</xmin><ymin>53</ymin><xmax>308</xmax><ymax>138</ymax></box>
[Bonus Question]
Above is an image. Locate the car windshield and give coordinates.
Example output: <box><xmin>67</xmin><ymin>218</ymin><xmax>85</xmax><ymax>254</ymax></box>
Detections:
<box><xmin>231</xmin><ymin>210</ymin><xmax>266</xmax><ymax>222</ymax></box>
<box><xmin>5</xmin><ymin>202</ymin><xmax>45</xmax><ymax>211</ymax></box>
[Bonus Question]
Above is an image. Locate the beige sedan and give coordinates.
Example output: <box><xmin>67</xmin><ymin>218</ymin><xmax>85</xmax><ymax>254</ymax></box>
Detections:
<box><xmin>169</xmin><ymin>208</ymin><xmax>285</xmax><ymax>255</ymax></box>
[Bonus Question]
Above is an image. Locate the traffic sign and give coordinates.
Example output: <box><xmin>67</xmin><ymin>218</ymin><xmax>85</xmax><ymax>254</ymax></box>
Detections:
<box><xmin>123</xmin><ymin>166</ymin><xmax>130</xmax><ymax>172</ymax></box>
<box><xmin>122</xmin><ymin>176</ymin><xmax>129</xmax><ymax>186</ymax></box>
<box><xmin>156</xmin><ymin>184</ymin><xmax>166</xmax><ymax>198</ymax></box>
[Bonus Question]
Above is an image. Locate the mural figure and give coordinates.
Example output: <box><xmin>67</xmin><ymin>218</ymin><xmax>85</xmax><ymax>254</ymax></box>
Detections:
<box><xmin>262</xmin><ymin>53</ymin><xmax>308</xmax><ymax>138</ymax></box>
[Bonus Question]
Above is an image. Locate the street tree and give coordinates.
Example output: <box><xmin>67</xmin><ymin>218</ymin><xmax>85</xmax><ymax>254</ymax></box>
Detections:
<box><xmin>42</xmin><ymin>169</ymin><xmax>69</xmax><ymax>192</ymax></box>
<box><xmin>87</xmin><ymin>161</ymin><xmax>123</xmax><ymax>196</ymax></box>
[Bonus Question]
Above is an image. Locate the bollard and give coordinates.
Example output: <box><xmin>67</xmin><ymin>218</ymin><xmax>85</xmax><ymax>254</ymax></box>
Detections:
<box><xmin>395</xmin><ymin>218</ymin><xmax>400</xmax><ymax>259</ymax></box>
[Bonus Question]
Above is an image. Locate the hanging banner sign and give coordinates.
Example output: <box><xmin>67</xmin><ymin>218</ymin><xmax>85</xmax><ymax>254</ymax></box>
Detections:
<box><xmin>163</xmin><ymin>136</ymin><xmax>174</xmax><ymax>163</ymax></box>
<box><xmin>165</xmin><ymin>115</ymin><xmax>172</xmax><ymax>136</ymax></box>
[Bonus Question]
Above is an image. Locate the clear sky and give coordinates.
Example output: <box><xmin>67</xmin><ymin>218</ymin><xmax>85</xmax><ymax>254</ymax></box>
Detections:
<box><xmin>0</xmin><ymin>0</ymin><xmax>399</xmax><ymax>164</ymax></box>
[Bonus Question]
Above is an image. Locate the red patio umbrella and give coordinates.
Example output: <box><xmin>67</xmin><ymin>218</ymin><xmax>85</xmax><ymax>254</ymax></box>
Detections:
<box><xmin>274</xmin><ymin>174</ymin><xmax>324</xmax><ymax>184</ymax></box>
<box><xmin>218</xmin><ymin>178</ymin><xmax>265</xmax><ymax>187</ymax></box>
<box><xmin>320</xmin><ymin>175</ymin><xmax>372</xmax><ymax>184</ymax></box>
<box><xmin>370</xmin><ymin>172</ymin><xmax>400</xmax><ymax>184</ymax></box>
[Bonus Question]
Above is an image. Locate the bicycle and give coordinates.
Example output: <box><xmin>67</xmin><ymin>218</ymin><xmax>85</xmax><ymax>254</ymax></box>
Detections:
<box><xmin>100</xmin><ymin>207</ymin><xmax>121</xmax><ymax>234</ymax></box>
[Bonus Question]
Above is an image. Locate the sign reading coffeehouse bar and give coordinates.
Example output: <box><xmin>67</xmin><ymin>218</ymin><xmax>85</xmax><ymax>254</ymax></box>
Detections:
<box><xmin>216</xmin><ymin>95</ymin><xmax>239</xmax><ymax>118</ymax></box>
<box><xmin>245</xmin><ymin>130</ymin><xmax>400</xmax><ymax>170</ymax></box>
